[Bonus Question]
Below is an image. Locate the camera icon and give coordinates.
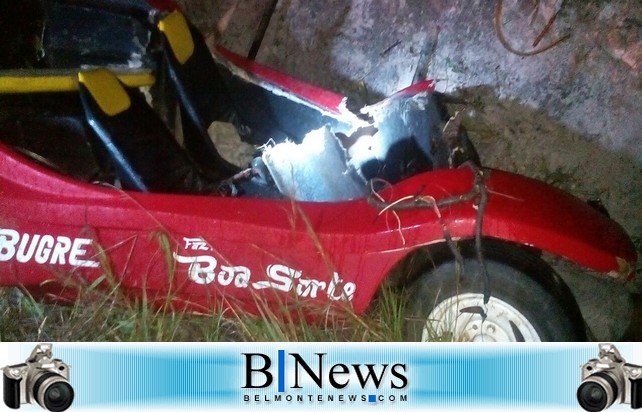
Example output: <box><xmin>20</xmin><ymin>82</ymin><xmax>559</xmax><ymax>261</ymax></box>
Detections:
<box><xmin>577</xmin><ymin>343</ymin><xmax>642</xmax><ymax>411</ymax></box>
<box><xmin>3</xmin><ymin>344</ymin><xmax>74</xmax><ymax>412</ymax></box>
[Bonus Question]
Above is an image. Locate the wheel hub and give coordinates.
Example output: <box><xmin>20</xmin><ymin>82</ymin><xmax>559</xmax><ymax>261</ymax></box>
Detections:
<box><xmin>423</xmin><ymin>293</ymin><xmax>541</xmax><ymax>342</ymax></box>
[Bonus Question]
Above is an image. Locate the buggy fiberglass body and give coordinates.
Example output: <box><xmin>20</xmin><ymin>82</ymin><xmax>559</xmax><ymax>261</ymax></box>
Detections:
<box><xmin>0</xmin><ymin>0</ymin><xmax>637</xmax><ymax>342</ymax></box>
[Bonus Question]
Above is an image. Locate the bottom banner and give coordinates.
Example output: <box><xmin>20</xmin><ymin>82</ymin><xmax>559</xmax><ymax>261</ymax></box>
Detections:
<box><xmin>1</xmin><ymin>342</ymin><xmax>639</xmax><ymax>412</ymax></box>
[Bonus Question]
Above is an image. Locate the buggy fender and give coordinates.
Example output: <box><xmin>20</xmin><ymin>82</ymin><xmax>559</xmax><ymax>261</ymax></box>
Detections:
<box><xmin>480</xmin><ymin>169</ymin><xmax>636</xmax><ymax>277</ymax></box>
<box><xmin>388</xmin><ymin>167</ymin><xmax>637</xmax><ymax>279</ymax></box>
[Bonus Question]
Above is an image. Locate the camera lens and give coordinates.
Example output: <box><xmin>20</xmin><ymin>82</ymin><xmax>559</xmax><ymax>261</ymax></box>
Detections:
<box><xmin>33</xmin><ymin>373</ymin><xmax>74</xmax><ymax>412</ymax></box>
<box><xmin>577</xmin><ymin>373</ymin><xmax>618</xmax><ymax>412</ymax></box>
<box><xmin>44</xmin><ymin>382</ymin><xmax>73</xmax><ymax>411</ymax></box>
<box><xmin>578</xmin><ymin>382</ymin><xmax>608</xmax><ymax>411</ymax></box>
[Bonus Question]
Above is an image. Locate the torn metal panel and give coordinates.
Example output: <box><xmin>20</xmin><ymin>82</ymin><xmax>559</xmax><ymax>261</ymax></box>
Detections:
<box><xmin>211</xmin><ymin>50</ymin><xmax>368</xmax><ymax>147</ymax></box>
<box><xmin>223</xmin><ymin>56</ymin><xmax>455</xmax><ymax>190</ymax></box>
<box><xmin>349</xmin><ymin>83</ymin><xmax>447</xmax><ymax>182</ymax></box>
<box><xmin>262</xmin><ymin>126</ymin><xmax>367</xmax><ymax>202</ymax></box>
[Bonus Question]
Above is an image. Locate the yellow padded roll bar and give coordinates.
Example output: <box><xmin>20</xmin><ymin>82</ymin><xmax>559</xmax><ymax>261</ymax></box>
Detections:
<box><xmin>158</xmin><ymin>11</ymin><xmax>195</xmax><ymax>65</ymax></box>
<box><xmin>78</xmin><ymin>69</ymin><xmax>131</xmax><ymax>116</ymax></box>
<box><xmin>0</xmin><ymin>71</ymin><xmax>155</xmax><ymax>94</ymax></box>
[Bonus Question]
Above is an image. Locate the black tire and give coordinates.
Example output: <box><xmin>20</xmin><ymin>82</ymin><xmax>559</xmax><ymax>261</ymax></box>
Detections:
<box><xmin>405</xmin><ymin>241</ymin><xmax>586</xmax><ymax>342</ymax></box>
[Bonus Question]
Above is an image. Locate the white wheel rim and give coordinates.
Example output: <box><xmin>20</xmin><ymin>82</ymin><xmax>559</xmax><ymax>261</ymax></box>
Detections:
<box><xmin>423</xmin><ymin>293</ymin><xmax>542</xmax><ymax>342</ymax></box>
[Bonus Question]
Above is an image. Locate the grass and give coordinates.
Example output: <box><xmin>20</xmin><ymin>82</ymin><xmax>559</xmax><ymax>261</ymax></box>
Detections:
<box><xmin>0</xmin><ymin>241</ymin><xmax>483</xmax><ymax>342</ymax></box>
<box><xmin>0</xmin><ymin>280</ymin><xmax>411</xmax><ymax>342</ymax></box>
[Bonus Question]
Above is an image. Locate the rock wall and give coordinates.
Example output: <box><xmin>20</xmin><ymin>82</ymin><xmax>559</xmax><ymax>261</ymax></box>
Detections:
<box><xmin>179</xmin><ymin>0</ymin><xmax>641</xmax><ymax>159</ymax></box>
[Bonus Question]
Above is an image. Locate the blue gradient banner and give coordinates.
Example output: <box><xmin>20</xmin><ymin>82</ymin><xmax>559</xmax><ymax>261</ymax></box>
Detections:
<box><xmin>1</xmin><ymin>343</ymin><xmax>638</xmax><ymax>411</ymax></box>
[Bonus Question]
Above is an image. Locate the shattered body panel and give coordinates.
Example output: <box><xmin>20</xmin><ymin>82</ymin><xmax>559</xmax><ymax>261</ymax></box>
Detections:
<box><xmin>262</xmin><ymin>126</ymin><xmax>367</xmax><ymax>202</ymax></box>
<box><xmin>0</xmin><ymin>145</ymin><xmax>636</xmax><ymax>315</ymax></box>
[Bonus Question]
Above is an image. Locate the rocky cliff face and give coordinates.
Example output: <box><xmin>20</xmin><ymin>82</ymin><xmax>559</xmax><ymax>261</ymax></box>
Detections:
<box><xmin>179</xmin><ymin>0</ymin><xmax>641</xmax><ymax>160</ymax></box>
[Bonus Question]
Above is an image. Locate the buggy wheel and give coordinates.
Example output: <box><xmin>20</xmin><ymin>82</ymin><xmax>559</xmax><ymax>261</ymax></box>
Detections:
<box><xmin>405</xmin><ymin>242</ymin><xmax>586</xmax><ymax>342</ymax></box>
<box><xmin>426</xmin><ymin>293</ymin><xmax>541</xmax><ymax>341</ymax></box>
